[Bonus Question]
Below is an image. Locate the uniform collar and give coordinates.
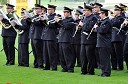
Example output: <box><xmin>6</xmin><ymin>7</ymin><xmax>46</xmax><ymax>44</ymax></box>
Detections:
<box><xmin>102</xmin><ymin>17</ymin><xmax>108</xmax><ymax>21</ymax></box>
<box><xmin>86</xmin><ymin>14</ymin><xmax>93</xmax><ymax>18</ymax></box>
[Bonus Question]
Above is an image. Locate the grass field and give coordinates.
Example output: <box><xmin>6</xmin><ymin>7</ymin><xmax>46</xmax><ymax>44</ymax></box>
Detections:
<box><xmin>0</xmin><ymin>31</ymin><xmax>127</xmax><ymax>84</ymax></box>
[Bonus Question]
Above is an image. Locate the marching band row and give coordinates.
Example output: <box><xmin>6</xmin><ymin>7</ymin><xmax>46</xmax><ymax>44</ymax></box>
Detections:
<box><xmin>0</xmin><ymin>2</ymin><xmax>128</xmax><ymax>77</ymax></box>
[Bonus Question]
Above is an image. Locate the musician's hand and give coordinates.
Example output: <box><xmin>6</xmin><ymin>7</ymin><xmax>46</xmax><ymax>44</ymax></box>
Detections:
<box><xmin>123</xmin><ymin>19</ymin><xmax>128</xmax><ymax>24</ymax></box>
<box><xmin>121</xmin><ymin>23</ymin><xmax>124</xmax><ymax>28</ymax></box>
<box><xmin>76</xmin><ymin>25</ymin><xmax>81</xmax><ymax>30</ymax></box>
<box><xmin>0</xmin><ymin>16</ymin><xmax>3</xmax><ymax>21</ymax></box>
<box><xmin>93</xmin><ymin>24</ymin><xmax>98</xmax><ymax>32</ymax></box>
<box><xmin>55</xmin><ymin>17</ymin><xmax>61</xmax><ymax>22</ymax></box>
<box><xmin>94</xmin><ymin>24</ymin><xmax>98</xmax><ymax>28</ymax></box>
<box><xmin>79</xmin><ymin>21</ymin><xmax>83</xmax><ymax>26</ymax></box>
<box><xmin>39</xmin><ymin>16</ymin><xmax>45</xmax><ymax>21</ymax></box>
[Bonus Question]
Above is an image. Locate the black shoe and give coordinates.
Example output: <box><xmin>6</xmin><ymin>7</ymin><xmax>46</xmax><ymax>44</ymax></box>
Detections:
<box><xmin>23</xmin><ymin>65</ymin><xmax>29</xmax><ymax>67</ymax></box>
<box><xmin>101</xmin><ymin>74</ymin><xmax>110</xmax><ymax>77</ymax></box>
<box><xmin>87</xmin><ymin>73</ymin><xmax>95</xmax><ymax>75</ymax></box>
<box><xmin>68</xmin><ymin>70</ymin><xmax>74</xmax><ymax>73</ymax></box>
<box><xmin>117</xmin><ymin>68</ymin><xmax>123</xmax><ymax>71</ymax></box>
<box><xmin>6</xmin><ymin>63</ymin><xmax>14</xmax><ymax>66</ymax></box>
<box><xmin>97</xmin><ymin>66</ymin><xmax>101</xmax><ymax>69</ymax></box>
<box><xmin>61</xmin><ymin>69</ymin><xmax>68</xmax><ymax>72</ymax></box>
<box><xmin>76</xmin><ymin>64</ymin><xmax>81</xmax><ymax>67</ymax></box>
<box><xmin>38</xmin><ymin>67</ymin><xmax>43</xmax><ymax>69</ymax></box>
<box><xmin>43</xmin><ymin>68</ymin><xmax>50</xmax><ymax>70</ymax></box>
<box><xmin>81</xmin><ymin>72</ymin><xmax>87</xmax><ymax>75</ymax></box>
<box><xmin>5</xmin><ymin>64</ymin><xmax>11</xmax><ymax>66</ymax></box>
<box><xmin>9</xmin><ymin>63</ymin><xmax>14</xmax><ymax>65</ymax></box>
<box><xmin>98</xmin><ymin>74</ymin><xmax>110</xmax><ymax>77</ymax></box>
<box><xmin>33</xmin><ymin>66</ymin><xmax>38</xmax><ymax>68</ymax></box>
<box><xmin>112</xmin><ymin>68</ymin><xmax>117</xmax><ymax>70</ymax></box>
<box><xmin>18</xmin><ymin>64</ymin><xmax>24</xmax><ymax>66</ymax></box>
<box><xmin>52</xmin><ymin>69</ymin><xmax>57</xmax><ymax>71</ymax></box>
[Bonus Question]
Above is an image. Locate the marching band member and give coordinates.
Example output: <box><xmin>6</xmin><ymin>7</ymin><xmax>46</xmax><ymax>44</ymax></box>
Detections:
<box><xmin>93</xmin><ymin>3</ymin><xmax>103</xmax><ymax>69</ymax></box>
<box><xmin>13</xmin><ymin>10</ymin><xmax>31</xmax><ymax>67</ymax></box>
<box><xmin>80</xmin><ymin>4</ymin><xmax>97</xmax><ymax>75</ymax></box>
<box><xmin>122</xmin><ymin>18</ymin><xmax>128</xmax><ymax>73</ymax></box>
<box><xmin>72</xmin><ymin>6</ymin><xmax>83</xmax><ymax>67</ymax></box>
<box><xmin>95</xmin><ymin>8</ymin><xmax>112</xmax><ymax>77</ymax></box>
<box><xmin>29</xmin><ymin>4</ymin><xmax>47</xmax><ymax>69</ymax></box>
<box><xmin>111</xmin><ymin>5</ymin><xmax>124</xmax><ymax>70</ymax></box>
<box><xmin>93</xmin><ymin>3</ymin><xmax>103</xmax><ymax>19</ymax></box>
<box><xmin>0</xmin><ymin>4</ymin><xmax>17</xmax><ymax>66</ymax></box>
<box><xmin>119</xmin><ymin>3</ymin><xmax>127</xmax><ymax>18</ymax></box>
<box><xmin>42</xmin><ymin>4</ymin><xmax>58</xmax><ymax>71</ymax></box>
<box><xmin>56</xmin><ymin>7</ymin><xmax>75</xmax><ymax>73</ymax></box>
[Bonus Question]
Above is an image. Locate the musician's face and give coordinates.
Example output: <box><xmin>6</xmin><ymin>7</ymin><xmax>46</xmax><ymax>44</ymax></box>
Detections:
<box><xmin>21</xmin><ymin>13</ymin><xmax>25</xmax><ymax>17</ymax></box>
<box><xmin>75</xmin><ymin>14</ymin><xmax>79</xmax><ymax>19</ymax></box>
<box><xmin>64</xmin><ymin>11</ymin><xmax>70</xmax><ymax>18</ymax></box>
<box><xmin>93</xmin><ymin>6</ymin><xmax>100</xmax><ymax>13</ymax></box>
<box><xmin>83</xmin><ymin>9</ymin><xmax>92</xmax><ymax>16</ymax></box>
<box><xmin>6</xmin><ymin>7</ymin><xmax>13</xmax><ymax>13</ymax></box>
<box><xmin>35</xmin><ymin>7</ymin><xmax>42</xmax><ymax>14</ymax></box>
<box><xmin>99</xmin><ymin>12</ymin><xmax>105</xmax><ymax>19</ymax></box>
<box><xmin>48</xmin><ymin>8</ymin><xmax>55</xmax><ymax>14</ymax></box>
<box><xmin>114</xmin><ymin>10</ymin><xmax>121</xmax><ymax>16</ymax></box>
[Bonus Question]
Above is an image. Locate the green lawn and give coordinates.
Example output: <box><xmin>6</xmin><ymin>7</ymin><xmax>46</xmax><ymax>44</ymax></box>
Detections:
<box><xmin>0</xmin><ymin>32</ymin><xmax>127</xmax><ymax>84</ymax></box>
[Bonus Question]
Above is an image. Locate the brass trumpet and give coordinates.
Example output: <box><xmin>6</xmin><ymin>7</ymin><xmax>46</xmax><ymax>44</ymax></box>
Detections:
<box><xmin>32</xmin><ymin>14</ymin><xmax>48</xmax><ymax>22</ymax></box>
<box><xmin>47</xmin><ymin>17</ymin><xmax>62</xmax><ymax>24</ymax></box>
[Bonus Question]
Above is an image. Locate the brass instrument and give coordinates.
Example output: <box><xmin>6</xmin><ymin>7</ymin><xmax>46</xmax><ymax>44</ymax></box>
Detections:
<box><xmin>21</xmin><ymin>8</ymin><xmax>33</xmax><ymax>18</ymax></box>
<box><xmin>0</xmin><ymin>6</ymin><xmax>12</xmax><ymax>29</ymax></box>
<box><xmin>47</xmin><ymin>16</ymin><xmax>62</xmax><ymax>24</ymax></box>
<box><xmin>11</xmin><ymin>11</ymin><xmax>24</xmax><ymax>34</ymax></box>
<box><xmin>32</xmin><ymin>13</ymin><xmax>48</xmax><ymax>22</ymax></box>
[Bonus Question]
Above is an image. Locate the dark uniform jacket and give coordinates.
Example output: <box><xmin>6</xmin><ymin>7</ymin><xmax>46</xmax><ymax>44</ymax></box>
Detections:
<box><xmin>81</xmin><ymin>14</ymin><xmax>97</xmax><ymax>44</ymax></box>
<box><xmin>42</xmin><ymin>13</ymin><xmax>58</xmax><ymax>41</ymax></box>
<box><xmin>16</xmin><ymin>18</ymin><xmax>31</xmax><ymax>43</ymax></box>
<box><xmin>122</xmin><ymin>24</ymin><xmax>128</xmax><ymax>43</ymax></box>
<box><xmin>94</xmin><ymin>13</ymin><xmax>100</xmax><ymax>19</ymax></box>
<box><xmin>1</xmin><ymin>14</ymin><xmax>17</xmax><ymax>37</ymax></box>
<box><xmin>57</xmin><ymin>17</ymin><xmax>75</xmax><ymax>43</ymax></box>
<box><xmin>29</xmin><ymin>14</ymin><xmax>47</xmax><ymax>40</ymax></box>
<box><xmin>72</xmin><ymin>19</ymin><xmax>81</xmax><ymax>44</ymax></box>
<box><xmin>96</xmin><ymin>17</ymin><xmax>112</xmax><ymax>48</ymax></box>
<box><xmin>111</xmin><ymin>15</ymin><xmax>124</xmax><ymax>42</ymax></box>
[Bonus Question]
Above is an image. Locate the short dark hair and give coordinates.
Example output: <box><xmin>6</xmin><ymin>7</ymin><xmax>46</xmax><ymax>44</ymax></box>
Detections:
<box><xmin>101</xmin><ymin>12</ymin><xmax>108</xmax><ymax>16</ymax></box>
